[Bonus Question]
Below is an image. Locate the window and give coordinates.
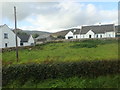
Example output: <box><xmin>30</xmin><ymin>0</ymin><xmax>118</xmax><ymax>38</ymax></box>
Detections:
<box><xmin>96</xmin><ymin>35</ymin><xmax>98</xmax><ymax>38</ymax></box>
<box><xmin>31</xmin><ymin>43</ymin><xmax>34</xmax><ymax>46</ymax></box>
<box><xmin>109</xmin><ymin>34</ymin><xmax>111</xmax><ymax>37</ymax></box>
<box><xmin>4</xmin><ymin>33</ymin><xmax>8</xmax><ymax>39</ymax></box>
<box><xmin>5</xmin><ymin>43</ymin><xmax>7</xmax><ymax>47</ymax></box>
<box><xmin>76</xmin><ymin>35</ymin><xmax>77</xmax><ymax>39</ymax></box>
<box><xmin>100</xmin><ymin>35</ymin><xmax>102</xmax><ymax>38</ymax></box>
<box><xmin>83</xmin><ymin>35</ymin><xmax>84</xmax><ymax>38</ymax></box>
<box><xmin>20</xmin><ymin>42</ymin><xmax>23</xmax><ymax>46</ymax></box>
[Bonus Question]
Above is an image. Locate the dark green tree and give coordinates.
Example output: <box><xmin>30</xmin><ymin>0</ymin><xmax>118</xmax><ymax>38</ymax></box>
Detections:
<box><xmin>33</xmin><ymin>34</ymin><xmax>39</xmax><ymax>38</ymax></box>
<box><xmin>57</xmin><ymin>35</ymin><xmax>65</xmax><ymax>39</ymax></box>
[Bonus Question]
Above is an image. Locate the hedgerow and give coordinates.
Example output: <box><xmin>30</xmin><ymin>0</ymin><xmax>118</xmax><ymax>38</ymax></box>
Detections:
<box><xmin>2</xmin><ymin>60</ymin><xmax>120</xmax><ymax>86</ymax></box>
<box><xmin>70</xmin><ymin>43</ymin><xmax>97</xmax><ymax>48</ymax></box>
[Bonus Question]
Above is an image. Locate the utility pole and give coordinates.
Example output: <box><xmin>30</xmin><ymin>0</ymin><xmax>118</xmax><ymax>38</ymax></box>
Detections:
<box><xmin>14</xmin><ymin>6</ymin><xmax>19</xmax><ymax>62</ymax></box>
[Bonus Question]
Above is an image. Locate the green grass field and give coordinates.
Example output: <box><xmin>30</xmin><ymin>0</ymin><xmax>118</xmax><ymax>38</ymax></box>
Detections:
<box><xmin>2</xmin><ymin>39</ymin><xmax>118</xmax><ymax>65</ymax></box>
<box><xmin>4</xmin><ymin>74</ymin><xmax>120</xmax><ymax>88</ymax></box>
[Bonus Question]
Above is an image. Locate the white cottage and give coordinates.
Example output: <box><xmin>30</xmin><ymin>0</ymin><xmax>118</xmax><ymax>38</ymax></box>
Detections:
<box><xmin>65</xmin><ymin>24</ymin><xmax>116</xmax><ymax>39</ymax></box>
<box><xmin>65</xmin><ymin>29</ymin><xmax>80</xmax><ymax>39</ymax></box>
<box><xmin>65</xmin><ymin>31</ymin><xmax>74</xmax><ymax>39</ymax></box>
<box><xmin>0</xmin><ymin>24</ymin><xmax>21</xmax><ymax>48</ymax></box>
<box><xmin>79</xmin><ymin>24</ymin><xmax>116</xmax><ymax>39</ymax></box>
<box><xmin>18</xmin><ymin>34</ymin><xmax>35</xmax><ymax>46</ymax></box>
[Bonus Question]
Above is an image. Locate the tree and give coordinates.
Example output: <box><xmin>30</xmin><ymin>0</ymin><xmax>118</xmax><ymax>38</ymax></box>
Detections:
<box><xmin>33</xmin><ymin>34</ymin><xmax>39</xmax><ymax>38</ymax></box>
<box><xmin>17</xmin><ymin>31</ymin><xmax>27</xmax><ymax>35</ymax></box>
<box><xmin>57</xmin><ymin>35</ymin><xmax>65</xmax><ymax>39</ymax></box>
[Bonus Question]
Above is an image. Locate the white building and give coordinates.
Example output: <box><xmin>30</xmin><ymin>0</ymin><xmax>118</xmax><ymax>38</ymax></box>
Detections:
<box><xmin>65</xmin><ymin>31</ymin><xmax>74</xmax><ymax>39</ymax></box>
<box><xmin>0</xmin><ymin>24</ymin><xmax>35</xmax><ymax>48</ymax></box>
<box><xmin>0</xmin><ymin>24</ymin><xmax>21</xmax><ymax>48</ymax></box>
<box><xmin>18</xmin><ymin>34</ymin><xmax>35</xmax><ymax>46</ymax></box>
<box><xmin>65</xmin><ymin>24</ymin><xmax>116</xmax><ymax>39</ymax></box>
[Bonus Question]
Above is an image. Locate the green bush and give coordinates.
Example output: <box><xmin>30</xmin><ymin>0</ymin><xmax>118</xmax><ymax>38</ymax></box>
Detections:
<box><xmin>78</xmin><ymin>39</ymin><xmax>117</xmax><ymax>45</ymax></box>
<box><xmin>2</xmin><ymin>60</ymin><xmax>120</xmax><ymax>86</ymax></box>
<box><xmin>70</xmin><ymin>39</ymin><xmax>118</xmax><ymax>48</ymax></box>
<box><xmin>71</xmin><ymin>43</ymin><xmax>97</xmax><ymax>48</ymax></box>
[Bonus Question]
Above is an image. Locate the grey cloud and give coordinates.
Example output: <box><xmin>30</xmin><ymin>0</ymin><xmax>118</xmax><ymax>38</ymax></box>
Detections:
<box><xmin>2</xmin><ymin>2</ymin><xmax>118</xmax><ymax>31</ymax></box>
<box><xmin>2</xmin><ymin>2</ymin><xmax>59</xmax><ymax>21</ymax></box>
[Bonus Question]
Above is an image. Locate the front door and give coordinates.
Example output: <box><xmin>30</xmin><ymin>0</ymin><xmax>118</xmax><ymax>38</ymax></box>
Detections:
<box><xmin>89</xmin><ymin>35</ymin><xmax>92</xmax><ymax>38</ymax></box>
<box><xmin>5</xmin><ymin>43</ymin><xmax>7</xmax><ymax>48</ymax></box>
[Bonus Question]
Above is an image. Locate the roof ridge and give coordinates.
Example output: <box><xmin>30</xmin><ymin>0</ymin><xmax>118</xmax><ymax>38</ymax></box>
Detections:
<box><xmin>0</xmin><ymin>24</ymin><xmax>6</xmax><ymax>27</ymax></box>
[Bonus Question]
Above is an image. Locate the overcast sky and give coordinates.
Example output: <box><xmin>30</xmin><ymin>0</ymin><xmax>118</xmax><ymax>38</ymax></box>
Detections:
<box><xmin>1</xmin><ymin>1</ymin><xmax>118</xmax><ymax>32</ymax></box>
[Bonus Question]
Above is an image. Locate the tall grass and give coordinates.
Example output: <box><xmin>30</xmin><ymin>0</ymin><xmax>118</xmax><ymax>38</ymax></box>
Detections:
<box><xmin>2</xmin><ymin>39</ymin><xmax>118</xmax><ymax>65</ymax></box>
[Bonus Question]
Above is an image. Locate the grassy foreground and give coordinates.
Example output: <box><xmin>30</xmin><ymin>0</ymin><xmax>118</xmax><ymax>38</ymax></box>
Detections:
<box><xmin>2</xmin><ymin>39</ymin><xmax>118</xmax><ymax>65</ymax></box>
<box><xmin>4</xmin><ymin>74</ymin><xmax>120</xmax><ymax>88</ymax></box>
<box><xmin>2</xmin><ymin>39</ymin><xmax>119</xmax><ymax>88</ymax></box>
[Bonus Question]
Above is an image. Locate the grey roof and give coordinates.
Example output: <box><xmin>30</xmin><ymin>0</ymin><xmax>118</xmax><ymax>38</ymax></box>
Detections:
<box><xmin>80</xmin><ymin>24</ymin><xmax>114</xmax><ymax>34</ymax></box>
<box><xmin>0</xmin><ymin>24</ymin><xmax>5</xmax><ymax>27</ymax></box>
<box><xmin>63</xmin><ymin>28</ymin><xmax>80</xmax><ymax>35</ymax></box>
<box><xmin>51</xmin><ymin>28</ymin><xmax>80</xmax><ymax>37</ymax></box>
<box><xmin>63</xmin><ymin>29</ymin><xmax>75</xmax><ymax>35</ymax></box>
<box><xmin>0</xmin><ymin>25</ymin><xmax>4</xmax><ymax>27</ymax></box>
<box><xmin>18</xmin><ymin>34</ymin><xmax>30</xmax><ymax>42</ymax></box>
<box><xmin>72</xmin><ymin>29</ymin><xmax>80</xmax><ymax>34</ymax></box>
<box><xmin>0</xmin><ymin>24</ymin><xmax>9</xmax><ymax>28</ymax></box>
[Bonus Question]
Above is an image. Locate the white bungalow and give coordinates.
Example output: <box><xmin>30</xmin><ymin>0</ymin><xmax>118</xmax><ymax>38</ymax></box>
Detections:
<box><xmin>65</xmin><ymin>31</ymin><xmax>74</xmax><ymax>39</ymax></box>
<box><xmin>18</xmin><ymin>34</ymin><xmax>35</xmax><ymax>46</ymax></box>
<box><xmin>65</xmin><ymin>29</ymin><xmax>80</xmax><ymax>39</ymax></box>
<box><xmin>65</xmin><ymin>24</ymin><xmax>116</xmax><ymax>39</ymax></box>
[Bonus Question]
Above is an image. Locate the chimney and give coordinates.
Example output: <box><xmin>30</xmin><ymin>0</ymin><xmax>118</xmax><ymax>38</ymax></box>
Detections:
<box><xmin>74</xmin><ymin>29</ymin><xmax>76</xmax><ymax>32</ymax></box>
<box><xmin>99</xmin><ymin>23</ymin><xmax>101</xmax><ymax>26</ymax></box>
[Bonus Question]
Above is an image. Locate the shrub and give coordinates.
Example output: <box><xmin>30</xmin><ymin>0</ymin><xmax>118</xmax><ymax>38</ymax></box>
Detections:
<box><xmin>70</xmin><ymin>39</ymin><xmax>118</xmax><ymax>48</ymax></box>
<box><xmin>2</xmin><ymin>60</ymin><xmax>120</xmax><ymax>86</ymax></box>
<box><xmin>71</xmin><ymin>43</ymin><xmax>97</xmax><ymax>48</ymax></box>
<box><xmin>57</xmin><ymin>35</ymin><xmax>65</xmax><ymax>39</ymax></box>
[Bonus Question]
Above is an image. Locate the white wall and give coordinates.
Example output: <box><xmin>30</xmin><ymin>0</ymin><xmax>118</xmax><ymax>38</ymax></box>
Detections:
<box><xmin>94</xmin><ymin>34</ymin><xmax>105</xmax><ymax>38</ymax></box>
<box><xmin>78</xmin><ymin>32</ymin><xmax>115</xmax><ymax>39</ymax></box>
<box><xmin>73</xmin><ymin>34</ymin><xmax>80</xmax><ymax>39</ymax></box>
<box><xmin>65</xmin><ymin>31</ymin><xmax>74</xmax><ymax>39</ymax></box>
<box><xmin>94</xmin><ymin>32</ymin><xmax>115</xmax><ymax>38</ymax></box>
<box><xmin>0</xmin><ymin>25</ymin><xmax>21</xmax><ymax>48</ymax></box>
<box><xmin>22</xmin><ymin>42</ymin><xmax>30</xmax><ymax>46</ymax></box>
<box><xmin>105</xmin><ymin>32</ymin><xmax>115</xmax><ymax>38</ymax></box>
<box><xmin>0</xmin><ymin>28</ymin><xmax>2</xmax><ymax>48</ymax></box>
<box><xmin>28</xmin><ymin>35</ymin><xmax>35</xmax><ymax>45</ymax></box>
<box><xmin>79</xmin><ymin>34</ymin><xmax>85</xmax><ymax>39</ymax></box>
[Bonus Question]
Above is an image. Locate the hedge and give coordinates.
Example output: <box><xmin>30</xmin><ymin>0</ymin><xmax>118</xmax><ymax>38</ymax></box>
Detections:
<box><xmin>2</xmin><ymin>60</ymin><xmax>120</xmax><ymax>86</ymax></box>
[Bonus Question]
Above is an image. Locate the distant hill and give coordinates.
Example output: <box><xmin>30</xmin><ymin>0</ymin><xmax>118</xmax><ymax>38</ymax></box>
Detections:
<box><xmin>12</xmin><ymin>28</ymin><xmax>80</xmax><ymax>39</ymax></box>
<box><xmin>24</xmin><ymin>30</ymin><xmax>50</xmax><ymax>35</ymax></box>
<box><xmin>13</xmin><ymin>29</ymin><xmax>50</xmax><ymax>38</ymax></box>
<box><xmin>25</xmin><ymin>30</ymin><xmax>51</xmax><ymax>39</ymax></box>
